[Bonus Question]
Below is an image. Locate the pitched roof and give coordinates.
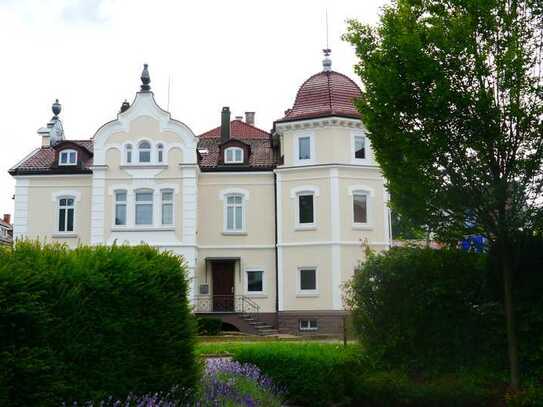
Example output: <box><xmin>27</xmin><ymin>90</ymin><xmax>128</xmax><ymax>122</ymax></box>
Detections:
<box><xmin>199</xmin><ymin>119</ymin><xmax>271</xmax><ymax>140</ymax></box>
<box><xmin>197</xmin><ymin>120</ymin><xmax>275</xmax><ymax>170</ymax></box>
<box><xmin>277</xmin><ymin>70</ymin><xmax>362</xmax><ymax>123</ymax></box>
<box><xmin>9</xmin><ymin>140</ymin><xmax>94</xmax><ymax>175</ymax></box>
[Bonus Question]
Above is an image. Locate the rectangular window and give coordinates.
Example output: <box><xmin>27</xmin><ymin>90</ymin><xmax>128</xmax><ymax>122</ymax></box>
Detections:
<box><xmin>353</xmin><ymin>193</ymin><xmax>368</xmax><ymax>224</ymax></box>
<box><xmin>58</xmin><ymin>198</ymin><xmax>74</xmax><ymax>232</ymax></box>
<box><xmin>298</xmin><ymin>136</ymin><xmax>311</xmax><ymax>160</ymax></box>
<box><xmin>299</xmin><ymin>319</ymin><xmax>318</xmax><ymax>331</ymax></box>
<box><xmin>161</xmin><ymin>190</ymin><xmax>173</xmax><ymax>225</ymax></box>
<box><xmin>225</xmin><ymin>194</ymin><xmax>243</xmax><ymax>232</ymax></box>
<box><xmin>354</xmin><ymin>135</ymin><xmax>365</xmax><ymax>159</ymax></box>
<box><xmin>59</xmin><ymin>150</ymin><xmax>77</xmax><ymax>165</ymax></box>
<box><xmin>115</xmin><ymin>191</ymin><xmax>127</xmax><ymax>226</ymax></box>
<box><xmin>247</xmin><ymin>270</ymin><xmax>263</xmax><ymax>292</ymax></box>
<box><xmin>299</xmin><ymin>268</ymin><xmax>317</xmax><ymax>291</ymax></box>
<box><xmin>135</xmin><ymin>191</ymin><xmax>153</xmax><ymax>225</ymax></box>
<box><xmin>298</xmin><ymin>194</ymin><xmax>314</xmax><ymax>224</ymax></box>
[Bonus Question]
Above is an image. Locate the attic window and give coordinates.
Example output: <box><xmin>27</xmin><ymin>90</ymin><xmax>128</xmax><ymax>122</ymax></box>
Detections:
<box><xmin>59</xmin><ymin>149</ymin><xmax>77</xmax><ymax>166</ymax></box>
<box><xmin>225</xmin><ymin>147</ymin><xmax>243</xmax><ymax>164</ymax></box>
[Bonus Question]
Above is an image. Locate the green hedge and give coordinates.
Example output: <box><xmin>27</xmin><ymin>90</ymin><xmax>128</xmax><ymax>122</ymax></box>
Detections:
<box><xmin>347</xmin><ymin>247</ymin><xmax>504</xmax><ymax>372</ymax></box>
<box><xmin>232</xmin><ymin>343</ymin><xmax>498</xmax><ymax>406</ymax></box>
<box><xmin>0</xmin><ymin>242</ymin><xmax>197</xmax><ymax>406</ymax></box>
<box><xmin>197</xmin><ymin>317</ymin><xmax>223</xmax><ymax>336</ymax></box>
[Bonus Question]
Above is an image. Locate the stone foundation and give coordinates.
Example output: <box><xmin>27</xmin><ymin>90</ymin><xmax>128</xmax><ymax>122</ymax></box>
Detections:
<box><xmin>277</xmin><ymin>310</ymin><xmax>348</xmax><ymax>336</ymax></box>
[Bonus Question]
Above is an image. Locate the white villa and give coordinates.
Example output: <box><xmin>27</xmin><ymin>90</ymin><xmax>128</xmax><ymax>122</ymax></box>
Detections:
<box><xmin>10</xmin><ymin>54</ymin><xmax>391</xmax><ymax>335</ymax></box>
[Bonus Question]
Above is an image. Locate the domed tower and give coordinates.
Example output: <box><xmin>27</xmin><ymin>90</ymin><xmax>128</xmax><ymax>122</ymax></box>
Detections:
<box><xmin>273</xmin><ymin>51</ymin><xmax>391</xmax><ymax>332</ymax></box>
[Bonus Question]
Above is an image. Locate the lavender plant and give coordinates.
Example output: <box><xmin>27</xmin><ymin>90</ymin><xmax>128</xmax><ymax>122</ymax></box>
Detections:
<box><xmin>65</xmin><ymin>359</ymin><xmax>284</xmax><ymax>407</ymax></box>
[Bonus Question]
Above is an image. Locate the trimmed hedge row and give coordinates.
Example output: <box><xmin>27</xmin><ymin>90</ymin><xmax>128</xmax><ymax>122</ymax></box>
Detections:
<box><xmin>232</xmin><ymin>343</ymin><xmax>499</xmax><ymax>406</ymax></box>
<box><xmin>0</xmin><ymin>242</ymin><xmax>197</xmax><ymax>406</ymax></box>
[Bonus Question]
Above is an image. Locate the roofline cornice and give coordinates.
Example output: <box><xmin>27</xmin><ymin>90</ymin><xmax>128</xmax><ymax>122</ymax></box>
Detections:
<box><xmin>273</xmin><ymin>116</ymin><xmax>365</xmax><ymax>135</ymax></box>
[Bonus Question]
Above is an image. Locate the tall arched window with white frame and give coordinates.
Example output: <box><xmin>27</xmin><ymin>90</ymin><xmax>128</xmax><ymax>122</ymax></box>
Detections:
<box><xmin>125</xmin><ymin>144</ymin><xmax>133</xmax><ymax>163</ymax></box>
<box><xmin>157</xmin><ymin>143</ymin><xmax>164</xmax><ymax>163</ymax></box>
<box><xmin>138</xmin><ymin>141</ymin><xmax>151</xmax><ymax>163</ymax></box>
<box><xmin>58</xmin><ymin>197</ymin><xmax>75</xmax><ymax>232</ymax></box>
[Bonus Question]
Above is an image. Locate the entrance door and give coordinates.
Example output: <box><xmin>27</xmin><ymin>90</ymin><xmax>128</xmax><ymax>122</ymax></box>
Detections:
<box><xmin>212</xmin><ymin>261</ymin><xmax>235</xmax><ymax>312</ymax></box>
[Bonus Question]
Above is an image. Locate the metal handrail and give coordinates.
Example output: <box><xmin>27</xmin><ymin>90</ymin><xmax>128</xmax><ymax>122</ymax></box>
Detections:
<box><xmin>192</xmin><ymin>294</ymin><xmax>261</xmax><ymax>314</ymax></box>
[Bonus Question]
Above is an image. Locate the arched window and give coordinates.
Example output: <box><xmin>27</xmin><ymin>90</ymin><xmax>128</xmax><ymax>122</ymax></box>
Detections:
<box><xmin>157</xmin><ymin>143</ymin><xmax>164</xmax><ymax>163</ymax></box>
<box><xmin>125</xmin><ymin>144</ymin><xmax>133</xmax><ymax>163</ymax></box>
<box><xmin>59</xmin><ymin>149</ymin><xmax>77</xmax><ymax>166</ymax></box>
<box><xmin>224</xmin><ymin>147</ymin><xmax>243</xmax><ymax>164</ymax></box>
<box><xmin>138</xmin><ymin>141</ymin><xmax>151</xmax><ymax>163</ymax></box>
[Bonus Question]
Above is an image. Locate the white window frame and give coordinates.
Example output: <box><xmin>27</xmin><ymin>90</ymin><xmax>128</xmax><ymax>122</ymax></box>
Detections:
<box><xmin>157</xmin><ymin>143</ymin><xmax>165</xmax><ymax>163</ymax></box>
<box><xmin>245</xmin><ymin>268</ymin><xmax>265</xmax><ymax>295</ymax></box>
<box><xmin>138</xmin><ymin>140</ymin><xmax>152</xmax><ymax>163</ymax></box>
<box><xmin>294</xmin><ymin>132</ymin><xmax>315</xmax><ymax>165</ymax></box>
<box><xmin>57</xmin><ymin>196</ymin><xmax>76</xmax><ymax>233</ymax></box>
<box><xmin>160</xmin><ymin>188</ymin><xmax>174</xmax><ymax>226</ymax></box>
<box><xmin>290</xmin><ymin>185</ymin><xmax>319</xmax><ymax>231</ymax></box>
<box><xmin>351</xmin><ymin>130</ymin><xmax>370</xmax><ymax>164</ymax></box>
<box><xmin>348</xmin><ymin>186</ymin><xmax>374</xmax><ymax>230</ymax></box>
<box><xmin>297</xmin><ymin>266</ymin><xmax>319</xmax><ymax>296</ymax></box>
<box><xmin>223</xmin><ymin>193</ymin><xmax>246</xmax><ymax>234</ymax></box>
<box><xmin>224</xmin><ymin>147</ymin><xmax>244</xmax><ymax>164</ymax></box>
<box><xmin>299</xmin><ymin>319</ymin><xmax>319</xmax><ymax>331</ymax></box>
<box><xmin>134</xmin><ymin>189</ymin><xmax>154</xmax><ymax>226</ymax></box>
<box><xmin>58</xmin><ymin>149</ymin><xmax>77</xmax><ymax>166</ymax></box>
<box><xmin>125</xmin><ymin>144</ymin><xmax>133</xmax><ymax>164</ymax></box>
<box><xmin>114</xmin><ymin>189</ymin><xmax>127</xmax><ymax>226</ymax></box>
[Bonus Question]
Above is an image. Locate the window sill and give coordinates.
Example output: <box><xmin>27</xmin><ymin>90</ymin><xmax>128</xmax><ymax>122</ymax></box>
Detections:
<box><xmin>295</xmin><ymin>224</ymin><xmax>317</xmax><ymax>231</ymax></box>
<box><xmin>222</xmin><ymin>231</ymin><xmax>247</xmax><ymax>236</ymax></box>
<box><xmin>296</xmin><ymin>292</ymin><xmax>319</xmax><ymax>298</ymax></box>
<box><xmin>111</xmin><ymin>226</ymin><xmax>175</xmax><ymax>232</ymax></box>
<box><xmin>120</xmin><ymin>164</ymin><xmax>168</xmax><ymax>169</ymax></box>
<box><xmin>52</xmin><ymin>233</ymin><xmax>78</xmax><ymax>238</ymax></box>
<box><xmin>299</xmin><ymin>328</ymin><xmax>319</xmax><ymax>332</ymax></box>
<box><xmin>353</xmin><ymin>224</ymin><xmax>373</xmax><ymax>231</ymax></box>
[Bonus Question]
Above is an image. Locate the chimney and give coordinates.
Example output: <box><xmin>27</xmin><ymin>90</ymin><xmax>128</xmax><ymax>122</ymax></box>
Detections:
<box><xmin>245</xmin><ymin>112</ymin><xmax>255</xmax><ymax>126</ymax></box>
<box><xmin>3</xmin><ymin>214</ymin><xmax>10</xmax><ymax>225</ymax></box>
<box><xmin>235</xmin><ymin>115</ymin><xmax>243</xmax><ymax>121</ymax></box>
<box><xmin>220</xmin><ymin>106</ymin><xmax>231</xmax><ymax>143</ymax></box>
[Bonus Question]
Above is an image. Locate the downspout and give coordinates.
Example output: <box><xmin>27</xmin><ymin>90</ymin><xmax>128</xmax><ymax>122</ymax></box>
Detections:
<box><xmin>273</xmin><ymin>171</ymin><xmax>279</xmax><ymax>314</ymax></box>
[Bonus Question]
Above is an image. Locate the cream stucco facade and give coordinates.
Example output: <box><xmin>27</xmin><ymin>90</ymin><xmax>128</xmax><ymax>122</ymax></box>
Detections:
<box><xmin>10</xmin><ymin>64</ymin><xmax>390</xmax><ymax>335</ymax></box>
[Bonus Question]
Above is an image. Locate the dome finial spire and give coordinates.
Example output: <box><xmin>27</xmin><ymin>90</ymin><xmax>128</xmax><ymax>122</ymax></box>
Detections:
<box><xmin>140</xmin><ymin>63</ymin><xmax>151</xmax><ymax>91</ymax></box>
<box><xmin>322</xmin><ymin>48</ymin><xmax>332</xmax><ymax>72</ymax></box>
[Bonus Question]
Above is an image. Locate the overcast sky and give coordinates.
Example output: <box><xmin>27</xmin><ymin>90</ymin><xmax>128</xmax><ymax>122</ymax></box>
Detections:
<box><xmin>0</xmin><ymin>0</ymin><xmax>387</xmax><ymax>217</ymax></box>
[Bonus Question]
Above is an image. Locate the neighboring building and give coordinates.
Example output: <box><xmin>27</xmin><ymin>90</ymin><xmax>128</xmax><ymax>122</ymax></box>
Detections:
<box><xmin>9</xmin><ymin>55</ymin><xmax>391</xmax><ymax>335</ymax></box>
<box><xmin>0</xmin><ymin>214</ymin><xmax>13</xmax><ymax>246</ymax></box>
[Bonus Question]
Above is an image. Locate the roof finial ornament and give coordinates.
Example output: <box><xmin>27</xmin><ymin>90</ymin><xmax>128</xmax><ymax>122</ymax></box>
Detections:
<box><xmin>140</xmin><ymin>63</ymin><xmax>151</xmax><ymax>91</ymax></box>
<box><xmin>52</xmin><ymin>99</ymin><xmax>61</xmax><ymax>118</ymax></box>
<box><xmin>322</xmin><ymin>48</ymin><xmax>332</xmax><ymax>72</ymax></box>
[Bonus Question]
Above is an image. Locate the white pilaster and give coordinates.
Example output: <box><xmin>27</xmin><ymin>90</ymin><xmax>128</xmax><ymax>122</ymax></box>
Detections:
<box><xmin>13</xmin><ymin>178</ymin><xmax>30</xmax><ymax>239</ymax></box>
<box><xmin>275</xmin><ymin>171</ymin><xmax>284</xmax><ymax>311</ymax></box>
<box><xmin>330</xmin><ymin>168</ymin><xmax>342</xmax><ymax>310</ymax></box>
<box><xmin>90</xmin><ymin>167</ymin><xmax>106</xmax><ymax>245</ymax></box>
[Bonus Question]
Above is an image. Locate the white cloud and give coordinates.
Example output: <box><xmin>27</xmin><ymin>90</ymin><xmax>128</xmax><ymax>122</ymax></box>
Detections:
<box><xmin>0</xmin><ymin>0</ymin><xmax>387</xmax><ymax>217</ymax></box>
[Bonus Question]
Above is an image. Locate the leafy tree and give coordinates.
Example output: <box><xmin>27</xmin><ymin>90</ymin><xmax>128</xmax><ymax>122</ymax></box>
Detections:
<box><xmin>345</xmin><ymin>0</ymin><xmax>543</xmax><ymax>389</ymax></box>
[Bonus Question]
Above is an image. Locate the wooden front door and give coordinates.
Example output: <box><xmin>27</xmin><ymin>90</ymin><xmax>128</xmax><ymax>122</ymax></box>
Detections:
<box><xmin>212</xmin><ymin>261</ymin><xmax>235</xmax><ymax>312</ymax></box>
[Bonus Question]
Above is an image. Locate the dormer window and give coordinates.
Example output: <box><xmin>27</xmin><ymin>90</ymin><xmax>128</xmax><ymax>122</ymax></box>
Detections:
<box><xmin>59</xmin><ymin>149</ymin><xmax>77</xmax><ymax>166</ymax></box>
<box><xmin>138</xmin><ymin>141</ymin><xmax>151</xmax><ymax>163</ymax></box>
<box><xmin>224</xmin><ymin>147</ymin><xmax>243</xmax><ymax>164</ymax></box>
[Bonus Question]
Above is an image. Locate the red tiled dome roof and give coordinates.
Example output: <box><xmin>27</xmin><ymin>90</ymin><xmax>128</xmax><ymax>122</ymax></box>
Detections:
<box><xmin>278</xmin><ymin>70</ymin><xmax>362</xmax><ymax>123</ymax></box>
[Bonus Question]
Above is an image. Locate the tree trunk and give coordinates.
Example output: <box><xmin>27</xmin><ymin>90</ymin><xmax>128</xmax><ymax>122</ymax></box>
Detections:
<box><xmin>502</xmin><ymin>246</ymin><xmax>520</xmax><ymax>390</ymax></box>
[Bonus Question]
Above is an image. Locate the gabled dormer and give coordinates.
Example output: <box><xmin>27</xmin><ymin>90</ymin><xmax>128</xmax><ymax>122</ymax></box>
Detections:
<box><xmin>52</xmin><ymin>140</ymin><xmax>93</xmax><ymax>170</ymax></box>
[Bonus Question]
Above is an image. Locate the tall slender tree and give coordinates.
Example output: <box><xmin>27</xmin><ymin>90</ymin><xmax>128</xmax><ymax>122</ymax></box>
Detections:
<box><xmin>345</xmin><ymin>0</ymin><xmax>543</xmax><ymax>389</ymax></box>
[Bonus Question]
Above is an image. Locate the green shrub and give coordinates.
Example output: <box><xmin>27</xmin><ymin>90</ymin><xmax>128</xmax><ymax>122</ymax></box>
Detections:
<box><xmin>0</xmin><ymin>241</ymin><xmax>197</xmax><ymax>406</ymax></box>
<box><xmin>506</xmin><ymin>384</ymin><xmax>543</xmax><ymax>406</ymax></box>
<box><xmin>234</xmin><ymin>343</ymin><xmax>363</xmax><ymax>406</ymax></box>
<box><xmin>347</xmin><ymin>247</ymin><xmax>504</xmax><ymax>372</ymax></box>
<box><xmin>197</xmin><ymin>317</ymin><xmax>223</xmax><ymax>336</ymax></box>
